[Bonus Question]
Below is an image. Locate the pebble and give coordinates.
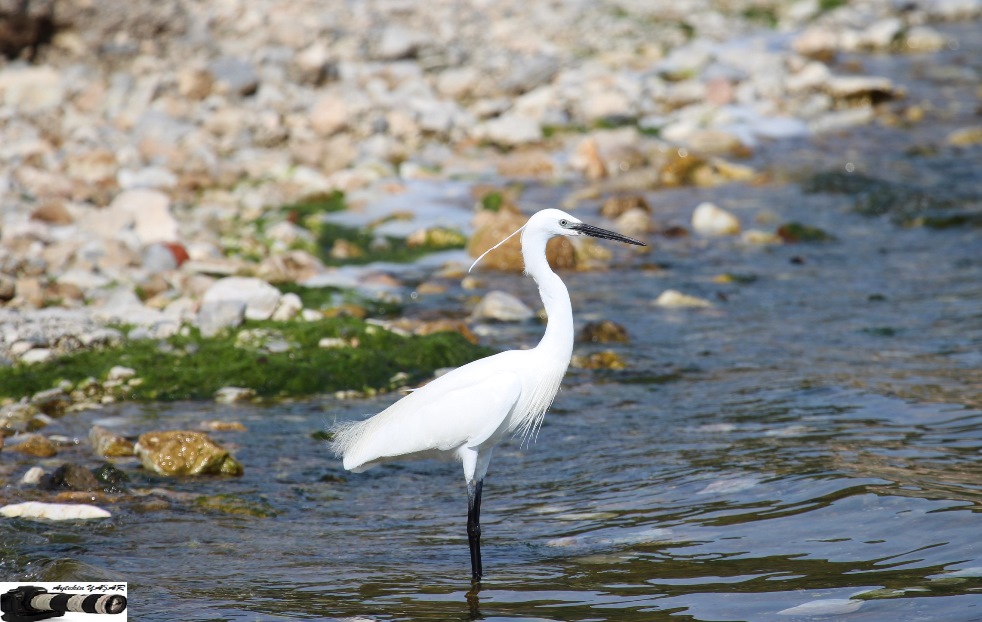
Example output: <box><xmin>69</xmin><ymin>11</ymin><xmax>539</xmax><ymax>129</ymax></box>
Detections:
<box><xmin>21</xmin><ymin>466</ymin><xmax>45</xmax><ymax>485</ymax></box>
<box><xmin>271</xmin><ymin>292</ymin><xmax>303</xmax><ymax>321</ymax></box>
<box><xmin>9</xmin><ymin>433</ymin><xmax>58</xmax><ymax>458</ymax></box>
<box><xmin>691</xmin><ymin>202</ymin><xmax>741</xmax><ymax>237</ymax></box>
<box><xmin>198</xmin><ymin>277</ymin><xmax>282</xmax><ymax>335</ymax></box>
<box><xmin>471</xmin><ymin>291</ymin><xmax>535</xmax><ymax>322</ymax></box>
<box><xmin>89</xmin><ymin>425</ymin><xmax>136</xmax><ymax>458</ymax></box>
<box><xmin>214</xmin><ymin>387</ymin><xmax>257</xmax><ymax>404</ymax></box>
<box><xmin>654</xmin><ymin>290</ymin><xmax>714</xmax><ymax>308</ymax></box>
<box><xmin>0</xmin><ymin>501</ymin><xmax>111</xmax><ymax>521</ymax></box>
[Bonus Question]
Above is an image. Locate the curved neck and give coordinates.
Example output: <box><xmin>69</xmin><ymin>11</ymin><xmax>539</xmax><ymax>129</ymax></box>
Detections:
<box><xmin>522</xmin><ymin>229</ymin><xmax>574</xmax><ymax>360</ymax></box>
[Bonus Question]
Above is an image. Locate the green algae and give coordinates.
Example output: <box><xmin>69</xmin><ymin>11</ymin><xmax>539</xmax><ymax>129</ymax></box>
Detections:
<box><xmin>804</xmin><ymin>170</ymin><xmax>982</xmax><ymax>229</ymax></box>
<box><xmin>260</xmin><ymin>190</ymin><xmax>466</xmax><ymax>266</ymax></box>
<box><xmin>0</xmin><ymin>318</ymin><xmax>493</xmax><ymax>402</ymax></box>
<box><xmin>311</xmin><ymin>221</ymin><xmax>466</xmax><ymax>266</ymax></box>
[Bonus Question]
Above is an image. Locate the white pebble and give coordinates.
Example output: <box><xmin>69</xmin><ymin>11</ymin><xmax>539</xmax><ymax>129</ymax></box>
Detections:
<box><xmin>654</xmin><ymin>290</ymin><xmax>713</xmax><ymax>308</ymax></box>
<box><xmin>21</xmin><ymin>466</ymin><xmax>45</xmax><ymax>485</ymax></box>
<box><xmin>692</xmin><ymin>202</ymin><xmax>741</xmax><ymax>237</ymax></box>
<box><xmin>0</xmin><ymin>501</ymin><xmax>111</xmax><ymax>521</ymax></box>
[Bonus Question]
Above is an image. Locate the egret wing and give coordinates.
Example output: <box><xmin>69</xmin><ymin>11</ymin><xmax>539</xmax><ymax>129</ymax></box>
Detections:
<box><xmin>335</xmin><ymin>368</ymin><xmax>523</xmax><ymax>472</ymax></box>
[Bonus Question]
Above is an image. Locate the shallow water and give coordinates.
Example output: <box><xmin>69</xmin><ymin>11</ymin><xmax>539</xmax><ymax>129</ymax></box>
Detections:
<box><xmin>4</xmin><ymin>24</ymin><xmax>982</xmax><ymax>622</ymax></box>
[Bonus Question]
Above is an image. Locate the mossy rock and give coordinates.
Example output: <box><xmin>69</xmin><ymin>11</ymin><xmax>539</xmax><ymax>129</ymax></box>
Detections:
<box><xmin>194</xmin><ymin>494</ymin><xmax>277</xmax><ymax>518</ymax></box>
<box><xmin>0</xmin><ymin>318</ymin><xmax>493</xmax><ymax>402</ymax></box>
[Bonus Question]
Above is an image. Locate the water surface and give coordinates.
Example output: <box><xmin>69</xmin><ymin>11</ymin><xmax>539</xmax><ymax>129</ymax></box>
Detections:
<box><xmin>3</xmin><ymin>23</ymin><xmax>982</xmax><ymax>622</ymax></box>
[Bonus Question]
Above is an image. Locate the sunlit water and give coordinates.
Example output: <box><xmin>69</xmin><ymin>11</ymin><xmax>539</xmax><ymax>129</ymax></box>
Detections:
<box><xmin>3</xmin><ymin>24</ymin><xmax>981</xmax><ymax>622</ymax></box>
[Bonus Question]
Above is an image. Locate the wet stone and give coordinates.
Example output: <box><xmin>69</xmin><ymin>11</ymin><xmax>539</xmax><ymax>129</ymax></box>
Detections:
<box><xmin>39</xmin><ymin>463</ymin><xmax>101</xmax><ymax>491</ymax></box>
<box><xmin>135</xmin><ymin>430</ymin><xmax>244</xmax><ymax>477</ymax></box>
<box><xmin>578</xmin><ymin>320</ymin><xmax>630</xmax><ymax>344</ymax></box>
<box><xmin>89</xmin><ymin>425</ymin><xmax>136</xmax><ymax>458</ymax></box>
<box><xmin>10</xmin><ymin>433</ymin><xmax>57</xmax><ymax>458</ymax></box>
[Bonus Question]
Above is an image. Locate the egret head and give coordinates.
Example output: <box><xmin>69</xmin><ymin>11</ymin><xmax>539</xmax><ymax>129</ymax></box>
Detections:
<box><xmin>469</xmin><ymin>208</ymin><xmax>646</xmax><ymax>273</ymax></box>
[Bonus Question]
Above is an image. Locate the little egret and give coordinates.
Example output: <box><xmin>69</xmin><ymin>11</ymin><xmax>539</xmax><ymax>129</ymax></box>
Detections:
<box><xmin>332</xmin><ymin>208</ymin><xmax>645</xmax><ymax>582</ymax></box>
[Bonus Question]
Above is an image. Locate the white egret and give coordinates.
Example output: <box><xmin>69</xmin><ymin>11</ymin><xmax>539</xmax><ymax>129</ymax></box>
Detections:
<box><xmin>332</xmin><ymin>208</ymin><xmax>645</xmax><ymax>582</ymax></box>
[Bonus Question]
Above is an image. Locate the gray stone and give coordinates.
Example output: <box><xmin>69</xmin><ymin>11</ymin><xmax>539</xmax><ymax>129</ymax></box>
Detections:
<box><xmin>200</xmin><ymin>277</ymin><xmax>283</xmax><ymax>323</ymax></box>
<box><xmin>473</xmin><ymin>114</ymin><xmax>542</xmax><ymax>146</ymax></box>
<box><xmin>198</xmin><ymin>299</ymin><xmax>246</xmax><ymax>338</ymax></box>
<box><xmin>209</xmin><ymin>57</ymin><xmax>260</xmax><ymax>97</ymax></box>
<box><xmin>375</xmin><ymin>25</ymin><xmax>426</xmax><ymax>60</ymax></box>
<box><xmin>271</xmin><ymin>292</ymin><xmax>302</xmax><ymax>321</ymax></box>
<box><xmin>500</xmin><ymin>55</ymin><xmax>560</xmax><ymax>94</ymax></box>
<box><xmin>471</xmin><ymin>290</ymin><xmax>535</xmax><ymax>322</ymax></box>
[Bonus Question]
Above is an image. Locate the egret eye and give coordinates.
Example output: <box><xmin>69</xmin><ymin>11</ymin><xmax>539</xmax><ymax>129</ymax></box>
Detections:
<box><xmin>559</xmin><ymin>219</ymin><xmax>569</xmax><ymax>227</ymax></box>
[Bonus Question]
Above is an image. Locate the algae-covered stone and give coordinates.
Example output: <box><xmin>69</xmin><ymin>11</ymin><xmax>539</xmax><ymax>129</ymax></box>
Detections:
<box><xmin>89</xmin><ymin>425</ymin><xmax>135</xmax><ymax>458</ymax></box>
<box><xmin>10</xmin><ymin>433</ymin><xmax>58</xmax><ymax>458</ymax></box>
<box><xmin>195</xmin><ymin>493</ymin><xmax>277</xmax><ymax>518</ymax></box>
<box><xmin>30</xmin><ymin>388</ymin><xmax>71</xmax><ymax>417</ymax></box>
<box><xmin>571</xmin><ymin>350</ymin><xmax>627</xmax><ymax>370</ymax></box>
<box><xmin>577</xmin><ymin>320</ymin><xmax>630</xmax><ymax>344</ymax></box>
<box><xmin>135</xmin><ymin>430</ymin><xmax>244</xmax><ymax>477</ymax></box>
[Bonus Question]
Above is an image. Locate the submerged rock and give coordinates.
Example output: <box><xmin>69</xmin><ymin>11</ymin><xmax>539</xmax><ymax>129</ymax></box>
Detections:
<box><xmin>135</xmin><ymin>430</ymin><xmax>244</xmax><ymax>477</ymax></box>
<box><xmin>654</xmin><ymin>290</ymin><xmax>713</xmax><ymax>308</ymax></box>
<box><xmin>571</xmin><ymin>350</ymin><xmax>627</xmax><ymax>370</ymax></box>
<box><xmin>577</xmin><ymin>320</ymin><xmax>630</xmax><ymax>344</ymax></box>
<box><xmin>777</xmin><ymin>599</ymin><xmax>863</xmax><ymax>616</ymax></box>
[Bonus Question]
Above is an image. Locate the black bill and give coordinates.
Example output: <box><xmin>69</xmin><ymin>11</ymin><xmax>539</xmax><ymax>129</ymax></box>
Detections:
<box><xmin>571</xmin><ymin>223</ymin><xmax>646</xmax><ymax>246</ymax></box>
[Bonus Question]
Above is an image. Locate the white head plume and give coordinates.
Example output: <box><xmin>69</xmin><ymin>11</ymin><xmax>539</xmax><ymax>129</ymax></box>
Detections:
<box><xmin>467</xmin><ymin>223</ymin><xmax>527</xmax><ymax>273</ymax></box>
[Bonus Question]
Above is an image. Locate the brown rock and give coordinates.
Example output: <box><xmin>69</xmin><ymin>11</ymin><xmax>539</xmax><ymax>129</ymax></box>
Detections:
<box><xmin>11</xmin><ymin>433</ymin><xmax>57</xmax><ymax>457</ymax></box>
<box><xmin>135</xmin><ymin>430</ymin><xmax>243</xmax><ymax>477</ymax></box>
<box><xmin>413</xmin><ymin>319</ymin><xmax>479</xmax><ymax>345</ymax></box>
<box><xmin>89</xmin><ymin>426</ymin><xmax>135</xmax><ymax>458</ymax></box>
<box><xmin>496</xmin><ymin>149</ymin><xmax>556</xmax><ymax>178</ymax></box>
<box><xmin>30</xmin><ymin>201</ymin><xmax>73</xmax><ymax>225</ymax></box>
<box><xmin>66</xmin><ymin>149</ymin><xmax>118</xmax><ymax>185</ymax></box>
<box><xmin>15</xmin><ymin>276</ymin><xmax>44</xmax><ymax>308</ymax></box>
<box><xmin>600</xmin><ymin>195</ymin><xmax>650</xmax><ymax>219</ymax></box>
<box><xmin>40</xmin><ymin>463</ymin><xmax>101</xmax><ymax>491</ymax></box>
<box><xmin>577</xmin><ymin>320</ymin><xmax>630</xmax><ymax>344</ymax></box>
<box><xmin>200</xmin><ymin>421</ymin><xmax>247</xmax><ymax>432</ymax></box>
<box><xmin>571</xmin><ymin>350</ymin><xmax>627</xmax><ymax>370</ymax></box>
<box><xmin>572</xmin><ymin>137</ymin><xmax>607</xmax><ymax>179</ymax></box>
<box><xmin>178</xmin><ymin>67</ymin><xmax>214</xmax><ymax>100</ymax></box>
<box><xmin>0</xmin><ymin>274</ymin><xmax>15</xmax><ymax>301</ymax></box>
<box><xmin>467</xmin><ymin>211</ymin><xmax>575</xmax><ymax>272</ymax></box>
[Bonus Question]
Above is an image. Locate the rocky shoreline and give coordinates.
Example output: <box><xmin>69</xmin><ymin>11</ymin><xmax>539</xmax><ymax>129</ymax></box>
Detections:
<box><xmin>1</xmin><ymin>0</ymin><xmax>980</xmax><ymax>391</ymax></box>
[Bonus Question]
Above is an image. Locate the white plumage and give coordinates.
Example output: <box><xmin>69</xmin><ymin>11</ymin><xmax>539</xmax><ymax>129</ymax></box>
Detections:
<box><xmin>331</xmin><ymin>208</ymin><xmax>645</xmax><ymax>582</ymax></box>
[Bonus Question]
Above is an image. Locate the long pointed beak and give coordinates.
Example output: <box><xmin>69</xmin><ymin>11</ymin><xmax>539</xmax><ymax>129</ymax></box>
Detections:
<box><xmin>571</xmin><ymin>223</ymin><xmax>647</xmax><ymax>246</ymax></box>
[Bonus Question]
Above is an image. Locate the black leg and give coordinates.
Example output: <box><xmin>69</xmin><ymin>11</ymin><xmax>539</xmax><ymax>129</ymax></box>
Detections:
<box><xmin>467</xmin><ymin>478</ymin><xmax>484</xmax><ymax>582</ymax></box>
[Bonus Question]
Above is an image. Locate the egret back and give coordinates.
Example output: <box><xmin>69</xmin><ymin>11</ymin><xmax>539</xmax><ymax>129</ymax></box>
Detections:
<box><xmin>332</xmin><ymin>352</ymin><xmax>525</xmax><ymax>472</ymax></box>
